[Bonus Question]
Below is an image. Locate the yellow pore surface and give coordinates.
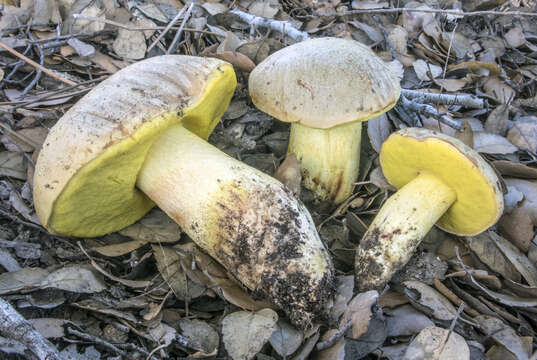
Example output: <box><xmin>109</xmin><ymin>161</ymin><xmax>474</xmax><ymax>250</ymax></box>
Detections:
<box><xmin>46</xmin><ymin>65</ymin><xmax>236</xmax><ymax>237</ymax></box>
<box><xmin>380</xmin><ymin>130</ymin><xmax>503</xmax><ymax>236</ymax></box>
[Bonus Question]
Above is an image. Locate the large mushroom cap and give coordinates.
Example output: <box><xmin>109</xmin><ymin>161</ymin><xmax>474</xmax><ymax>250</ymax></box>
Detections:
<box><xmin>34</xmin><ymin>55</ymin><xmax>236</xmax><ymax>237</ymax></box>
<box><xmin>380</xmin><ymin>128</ymin><xmax>504</xmax><ymax>236</ymax></box>
<box><xmin>248</xmin><ymin>37</ymin><xmax>401</xmax><ymax>129</ymax></box>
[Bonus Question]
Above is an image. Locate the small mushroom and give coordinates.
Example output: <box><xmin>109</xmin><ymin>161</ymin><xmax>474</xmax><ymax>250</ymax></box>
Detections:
<box><xmin>355</xmin><ymin>128</ymin><xmax>504</xmax><ymax>291</ymax></box>
<box><xmin>249</xmin><ymin>37</ymin><xmax>400</xmax><ymax>204</ymax></box>
<box><xmin>34</xmin><ymin>56</ymin><xmax>334</xmax><ymax>328</ymax></box>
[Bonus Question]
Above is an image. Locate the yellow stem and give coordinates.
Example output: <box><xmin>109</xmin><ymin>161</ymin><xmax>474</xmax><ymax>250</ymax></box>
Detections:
<box><xmin>355</xmin><ymin>171</ymin><xmax>457</xmax><ymax>291</ymax></box>
<box><xmin>288</xmin><ymin>121</ymin><xmax>362</xmax><ymax>204</ymax></box>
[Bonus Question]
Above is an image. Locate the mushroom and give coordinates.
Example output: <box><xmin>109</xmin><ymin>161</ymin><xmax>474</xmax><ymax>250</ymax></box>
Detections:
<box><xmin>248</xmin><ymin>37</ymin><xmax>400</xmax><ymax>204</ymax></box>
<box><xmin>355</xmin><ymin>128</ymin><xmax>504</xmax><ymax>291</ymax></box>
<box><xmin>34</xmin><ymin>55</ymin><xmax>334</xmax><ymax>328</ymax></box>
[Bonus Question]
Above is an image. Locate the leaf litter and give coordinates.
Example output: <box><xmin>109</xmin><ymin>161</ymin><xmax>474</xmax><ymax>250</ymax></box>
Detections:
<box><xmin>1</xmin><ymin>0</ymin><xmax>537</xmax><ymax>358</ymax></box>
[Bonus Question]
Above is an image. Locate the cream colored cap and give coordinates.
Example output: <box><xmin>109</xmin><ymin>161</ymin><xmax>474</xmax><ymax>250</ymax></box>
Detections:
<box><xmin>34</xmin><ymin>55</ymin><xmax>236</xmax><ymax>237</ymax></box>
<box><xmin>248</xmin><ymin>37</ymin><xmax>401</xmax><ymax>129</ymax></box>
<box><xmin>381</xmin><ymin>128</ymin><xmax>504</xmax><ymax>236</ymax></box>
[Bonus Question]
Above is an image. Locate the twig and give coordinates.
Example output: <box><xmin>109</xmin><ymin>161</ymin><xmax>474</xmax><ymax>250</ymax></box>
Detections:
<box><xmin>401</xmin><ymin>89</ymin><xmax>484</xmax><ymax>109</ymax></box>
<box><xmin>71</xmin><ymin>14</ymin><xmax>224</xmax><ymax>37</ymax></box>
<box><xmin>230</xmin><ymin>8</ymin><xmax>309</xmax><ymax>41</ymax></box>
<box><xmin>0</xmin><ymin>297</ymin><xmax>62</xmax><ymax>360</ymax></box>
<box><xmin>305</xmin><ymin>8</ymin><xmax>537</xmax><ymax>18</ymax></box>
<box><xmin>21</xmin><ymin>32</ymin><xmax>44</xmax><ymax>97</ymax></box>
<box><xmin>167</xmin><ymin>1</ymin><xmax>196</xmax><ymax>55</ymax></box>
<box><xmin>316</xmin><ymin>321</ymin><xmax>352</xmax><ymax>351</ymax></box>
<box><xmin>398</xmin><ymin>95</ymin><xmax>464</xmax><ymax>130</ymax></box>
<box><xmin>0</xmin><ymin>39</ymin><xmax>77</xmax><ymax>87</ymax></box>
<box><xmin>66</xmin><ymin>327</ymin><xmax>127</xmax><ymax>357</ymax></box>
<box><xmin>147</xmin><ymin>6</ymin><xmax>188</xmax><ymax>52</ymax></box>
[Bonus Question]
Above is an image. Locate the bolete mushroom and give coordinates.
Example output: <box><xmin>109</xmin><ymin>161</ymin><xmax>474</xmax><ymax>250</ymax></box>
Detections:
<box><xmin>34</xmin><ymin>55</ymin><xmax>334</xmax><ymax>328</ymax></box>
<box><xmin>249</xmin><ymin>37</ymin><xmax>400</xmax><ymax>204</ymax></box>
<box><xmin>355</xmin><ymin>128</ymin><xmax>504</xmax><ymax>291</ymax></box>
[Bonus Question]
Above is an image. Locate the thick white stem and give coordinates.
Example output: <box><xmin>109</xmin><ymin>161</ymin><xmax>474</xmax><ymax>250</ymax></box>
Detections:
<box><xmin>355</xmin><ymin>172</ymin><xmax>456</xmax><ymax>292</ymax></box>
<box><xmin>288</xmin><ymin>122</ymin><xmax>362</xmax><ymax>204</ymax></box>
<box><xmin>136</xmin><ymin>124</ymin><xmax>334</xmax><ymax>328</ymax></box>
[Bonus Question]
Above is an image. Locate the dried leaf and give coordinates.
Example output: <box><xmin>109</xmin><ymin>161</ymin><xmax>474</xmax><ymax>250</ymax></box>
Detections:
<box><xmin>28</xmin><ymin>318</ymin><xmax>72</xmax><ymax>338</ymax></box>
<box><xmin>92</xmin><ymin>240</ymin><xmax>147</xmax><ymax>257</ymax></box>
<box><xmin>0</xmin><ymin>152</ymin><xmax>26</xmax><ymax>180</ymax></box>
<box><xmin>403</xmin><ymin>326</ymin><xmax>469</xmax><ymax>360</ymax></box>
<box><xmin>153</xmin><ymin>245</ymin><xmax>205</xmax><ymax>301</ymax></box>
<box><xmin>340</xmin><ymin>290</ymin><xmax>378</xmax><ymax>339</ymax></box>
<box><xmin>178</xmin><ymin>319</ymin><xmax>220</xmax><ymax>356</ymax></box>
<box><xmin>488</xmin><ymin>231</ymin><xmax>537</xmax><ymax>287</ymax></box>
<box><xmin>474</xmin><ymin>316</ymin><xmax>528</xmax><ymax>360</ymax></box>
<box><xmin>119</xmin><ymin>208</ymin><xmax>181</xmax><ymax>243</ymax></box>
<box><xmin>483</xmin><ymin>77</ymin><xmax>516</xmax><ymax>104</ymax></box>
<box><xmin>493</xmin><ymin>160</ymin><xmax>537</xmax><ymax>179</ymax></box>
<box><xmin>367</xmin><ymin>114</ymin><xmax>393</xmax><ymax>153</ymax></box>
<box><xmin>403</xmin><ymin>281</ymin><xmax>457</xmax><ymax>321</ymax></box>
<box><xmin>222</xmin><ymin>309</ymin><xmax>278</xmax><ymax>360</ymax></box>
<box><xmin>498</xmin><ymin>208</ymin><xmax>533</xmax><ymax>252</ymax></box>
<box><xmin>208</xmin><ymin>51</ymin><xmax>256</xmax><ymax>72</ymax></box>
<box><xmin>454</xmin><ymin>119</ymin><xmax>474</xmax><ymax>148</ymax></box>
<box><xmin>434</xmin><ymin>78</ymin><xmax>467</xmax><ymax>92</ymax></box>
<box><xmin>473</xmin><ymin>132</ymin><xmax>518</xmax><ymax>154</ymax></box>
<box><xmin>505</xmin><ymin>179</ymin><xmax>537</xmax><ymax>223</ymax></box>
<box><xmin>41</xmin><ymin>266</ymin><xmax>106</xmax><ymax>293</ymax></box>
<box><xmin>330</xmin><ymin>275</ymin><xmax>354</xmax><ymax>323</ymax></box>
<box><xmin>507</xmin><ymin>119</ymin><xmax>537</xmax><ymax>152</ymax></box>
<box><xmin>385</xmin><ymin>304</ymin><xmax>434</xmax><ymax>337</ymax></box>
<box><xmin>274</xmin><ymin>153</ymin><xmax>301</xmax><ymax>197</ymax></box>
<box><xmin>9</xmin><ymin>190</ymin><xmax>39</xmax><ymax>224</ymax></box>
<box><xmin>413</xmin><ymin>59</ymin><xmax>442</xmax><ymax>81</ymax></box>
<box><xmin>269</xmin><ymin>319</ymin><xmax>303</xmax><ymax>357</ymax></box>
<box><xmin>113</xmin><ymin>25</ymin><xmax>146</xmax><ymax>60</ymax></box>
<box><xmin>485</xmin><ymin>105</ymin><xmax>509</xmax><ymax>135</ymax></box>
<box><xmin>72</xmin><ymin>299</ymin><xmax>138</xmax><ymax>323</ymax></box>
<box><xmin>505</xmin><ymin>27</ymin><xmax>526</xmax><ymax>48</ymax></box>
<box><xmin>0</xmin><ymin>267</ymin><xmax>49</xmax><ymax>295</ymax></box>
<box><xmin>466</xmin><ymin>233</ymin><xmax>521</xmax><ymax>282</ymax></box>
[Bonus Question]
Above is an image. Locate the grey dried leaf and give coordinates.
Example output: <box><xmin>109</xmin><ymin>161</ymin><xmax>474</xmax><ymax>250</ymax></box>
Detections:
<box><xmin>403</xmin><ymin>326</ymin><xmax>469</xmax><ymax>360</ymax></box>
<box><xmin>113</xmin><ymin>25</ymin><xmax>147</xmax><ymax>60</ymax></box>
<box><xmin>59</xmin><ymin>344</ymin><xmax>101</xmax><ymax>360</ymax></box>
<box><xmin>0</xmin><ymin>267</ymin><xmax>49</xmax><ymax>295</ymax></box>
<box><xmin>485</xmin><ymin>105</ymin><xmax>509</xmax><ymax>135</ymax></box>
<box><xmin>488</xmin><ymin>231</ymin><xmax>537</xmax><ymax>286</ymax></box>
<box><xmin>153</xmin><ymin>245</ymin><xmax>206</xmax><ymax>301</ymax></box>
<box><xmin>0</xmin><ymin>152</ymin><xmax>26</xmax><ymax>180</ymax></box>
<box><xmin>403</xmin><ymin>281</ymin><xmax>456</xmax><ymax>321</ymax></box>
<box><xmin>0</xmin><ymin>336</ymin><xmax>26</xmax><ymax>356</ymax></box>
<box><xmin>505</xmin><ymin>179</ymin><xmax>537</xmax><ymax>224</ymax></box>
<box><xmin>222</xmin><ymin>309</ymin><xmax>278</xmax><ymax>360</ymax></box>
<box><xmin>269</xmin><ymin>319</ymin><xmax>303</xmax><ymax>357</ymax></box>
<box><xmin>67</xmin><ymin>38</ymin><xmax>95</xmax><ymax>58</ymax></box>
<box><xmin>330</xmin><ymin>275</ymin><xmax>355</xmax><ymax>323</ymax></box>
<box><xmin>28</xmin><ymin>318</ymin><xmax>73</xmax><ymax>338</ymax></box>
<box><xmin>41</xmin><ymin>266</ymin><xmax>106</xmax><ymax>293</ymax></box>
<box><xmin>119</xmin><ymin>208</ymin><xmax>181</xmax><ymax>243</ymax></box>
<box><xmin>473</xmin><ymin>132</ymin><xmax>518</xmax><ymax>154</ymax></box>
<box><xmin>340</xmin><ymin>290</ymin><xmax>378</xmax><ymax>339</ymax></box>
<box><xmin>466</xmin><ymin>233</ymin><xmax>521</xmax><ymax>283</ymax></box>
<box><xmin>385</xmin><ymin>304</ymin><xmax>434</xmax><ymax>337</ymax></box>
<box><xmin>92</xmin><ymin>240</ymin><xmax>147</xmax><ymax>257</ymax></box>
<box><xmin>9</xmin><ymin>190</ymin><xmax>39</xmax><ymax>224</ymax></box>
<box><xmin>505</xmin><ymin>27</ymin><xmax>526</xmax><ymax>48</ymax></box>
<box><xmin>413</xmin><ymin>59</ymin><xmax>442</xmax><ymax>81</ymax></box>
<box><xmin>367</xmin><ymin>114</ymin><xmax>393</xmax><ymax>153</ymax></box>
<box><xmin>178</xmin><ymin>318</ymin><xmax>220</xmax><ymax>355</ymax></box>
<box><xmin>474</xmin><ymin>315</ymin><xmax>528</xmax><ymax>360</ymax></box>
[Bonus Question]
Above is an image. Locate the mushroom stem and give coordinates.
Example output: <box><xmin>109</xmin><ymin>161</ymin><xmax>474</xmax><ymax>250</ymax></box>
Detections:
<box><xmin>355</xmin><ymin>171</ymin><xmax>456</xmax><ymax>292</ymax></box>
<box><xmin>136</xmin><ymin>124</ymin><xmax>334</xmax><ymax>328</ymax></box>
<box><xmin>288</xmin><ymin>121</ymin><xmax>362</xmax><ymax>204</ymax></box>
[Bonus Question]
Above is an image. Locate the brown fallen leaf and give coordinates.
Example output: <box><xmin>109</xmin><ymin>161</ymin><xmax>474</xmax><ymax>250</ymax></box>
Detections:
<box><xmin>274</xmin><ymin>153</ymin><xmax>301</xmax><ymax>197</ymax></box>
<box><xmin>507</xmin><ymin>118</ymin><xmax>537</xmax><ymax>152</ymax></box>
<box><xmin>209</xmin><ymin>51</ymin><xmax>256</xmax><ymax>73</ymax></box>
<box><xmin>340</xmin><ymin>290</ymin><xmax>378</xmax><ymax>339</ymax></box>
<box><xmin>493</xmin><ymin>160</ymin><xmax>537</xmax><ymax>179</ymax></box>
<box><xmin>485</xmin><ymin>104</ymin><xmax>509</xmax><ymax>135</ymax></box>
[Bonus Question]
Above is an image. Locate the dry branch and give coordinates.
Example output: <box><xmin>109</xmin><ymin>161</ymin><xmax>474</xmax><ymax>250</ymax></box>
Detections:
<box><xmin>230</xmin><ymin>8</ymin><xmax>310</xmax><ymax>41</ymax></box>
<box><xmin>398</xmin><ymin>95</ymin><xmax>464</xmax><ymax>130</ymax></box>
<box><xmin>401</xmin><ymin>89</ymin><xmax>484</xmax><ymax>109</ymax></box>
<box><xmin>0</xmin><ymin>297</ymin><xmax>62</xmax><ymax>360</ymax></box>
<box><xmin>306</xmin><ymin>7</ymin><xmax>537</xmax><ymax>18</ymax></box>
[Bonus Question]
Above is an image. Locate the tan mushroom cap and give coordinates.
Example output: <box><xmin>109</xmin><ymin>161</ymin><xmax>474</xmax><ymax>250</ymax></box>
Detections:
<box><xmin>34</xmin><ymin>55</ymin><xmax>236</xmax><ymax>237</ymax></box>
<box><xmin>248</xmin><ymin>37</ymin><xmax>401</xmax><ymax>129</ymax></box>
<box><xmin>380</xmin><ymin>128</ymin><xmax>504</xmax><ymax>236</ymax></box>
